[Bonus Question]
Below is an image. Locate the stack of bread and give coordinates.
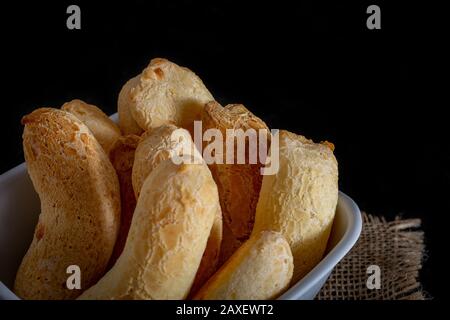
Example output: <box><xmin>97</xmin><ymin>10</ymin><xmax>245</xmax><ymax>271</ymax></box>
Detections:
<box><xmin>14</xmin><ymin>58</ymin><xmax>338</xmax><ymax>300</ymax></box>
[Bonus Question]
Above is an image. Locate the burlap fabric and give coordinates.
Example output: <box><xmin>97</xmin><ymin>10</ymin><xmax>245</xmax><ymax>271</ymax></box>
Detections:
<box><xmin>317</xmin><ymin>213</ymin><xmax>426</xmax><ymax>300</ymax></box>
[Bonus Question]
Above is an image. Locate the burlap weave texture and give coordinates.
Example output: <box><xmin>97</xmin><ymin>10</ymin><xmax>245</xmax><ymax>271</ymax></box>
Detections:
<box><xmin>317</xmin><ymin>213</ymin><xmax>425</xmax><ymax>300</ymax></box>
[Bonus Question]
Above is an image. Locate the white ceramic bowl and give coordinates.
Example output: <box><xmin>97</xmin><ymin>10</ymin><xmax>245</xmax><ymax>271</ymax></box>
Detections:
<box><xmin>0</xmin><ymin>114</ymin><xmax>362</xmax><ymax>300</ymax></box>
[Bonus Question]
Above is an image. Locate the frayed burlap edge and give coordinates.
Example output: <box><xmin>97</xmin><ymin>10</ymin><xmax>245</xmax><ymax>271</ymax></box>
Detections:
<box><xmin>317</xmin><ymin>212</ymin><xmax>426</xmax><ymax>300</ymax></box>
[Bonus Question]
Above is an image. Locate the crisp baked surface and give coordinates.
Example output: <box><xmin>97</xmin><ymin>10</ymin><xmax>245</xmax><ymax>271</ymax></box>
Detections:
<box><xmin>78</xmin><ymin>160</ymin><xmax>219</xmax><ymax>300</ymax></box>
<box><xmin>15</xmin><ymin>108</ymin><xmax>120</xmax><ymax>299</ymax></box>
<box><xmin>124</xmin><ymin>58</ymin><xmax>213</xmax><ymax>134</ymax></box>
<box><xmin>131</xmin><ymin>124</ymin><xmax>222</xmax><ymax>296</ymax></box>
<box><xmin>62</xmin><ymin>99</ymin><xmax>121</xmax><ymax>154</ymax></box>
<box><xmin>202</xmin><ymin>101</ymin><xmax>269</xmax><ymax>243</ymax></box>
<box><xmin>132</xmin><ymin>124</ymin><xmax>200</xmax><ymax>198</ymax></box>
<box><xmin>118</xmin><ymin>76</ymin><xmax>144</xmax><ymax>135</ymax></box>
<box><xmin>194</xmin><ymin>231</ymin><xmax>293</xmax><ymax>300</ymax></box>
<box><xmin>252</xmin><ymin>130</ymin><xmax>339</xmax><ymax>283</ymax></box>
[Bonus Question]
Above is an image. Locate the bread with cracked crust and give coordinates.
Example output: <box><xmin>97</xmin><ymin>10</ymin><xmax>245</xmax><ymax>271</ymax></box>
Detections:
<box><xmin>118</xmin><ymin>76</ymin><xmax>144</xmax><ymax>135</ymax></box>
<box><xmin>194</xmin><ymin>231</ymin><xmax>293</xmax><ymax>300</ymax></box>
<box><xmin>61</xmin><ymin>99</ymin><xmax>121</xmax><ymax>154</ymax></box>
<box><xmin>131</xmin><ymin>124</ymin><xmax>201</xmax><ymax>198</ymax></box>
<box><xmin>201</xmin><ymin>101</ymin><xmax>269</xmax><ymax>253</ymax></box>
<box><xmin>78</xmin><ymin>160</ymin><xmax>219</xmax><ymax>300</ymax></box>
<box><xmin>120</xmin><ymin>58</ymin><xmax>214</xmax><ymax>134</ymax></box>
<box><xmin>131</xmin><ymin>124</ymin><xmax>222</xmax><ymax>296</ymax></box>
<box><xmin>14</xmin><ymin>108</ymin><xmax>120</xmax><ymax>300</ymax></box>
<box><xmin>252</xmin><ymin>130</ymin><xmax>338</xmax><ymax>283</ymax></box>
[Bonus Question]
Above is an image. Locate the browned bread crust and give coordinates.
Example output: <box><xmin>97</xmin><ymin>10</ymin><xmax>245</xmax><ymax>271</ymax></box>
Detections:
<box><xmin>15</xmin><ymin>108</ymin><xmax>120</xmax><ymax>299</ymax></box>
<box><xmin>201</xmin><ymin>101</ymin><xmax>269</xmax><ymax>249</ymax></box>
<box><xmin>79</xmin><ymin>160</ymin><xmax>220</xmax><ymax>300</ymax></box>
<box><xmin>61</xmin><ymin>99</ymin><xmax>121</xmax><ymax>154</ymax></box>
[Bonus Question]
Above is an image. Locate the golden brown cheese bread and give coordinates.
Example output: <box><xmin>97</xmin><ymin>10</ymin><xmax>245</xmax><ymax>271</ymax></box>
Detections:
<box><xmin>15</xmin><ymin>108</ymin><xmax>121</xmax><ymax>300</ymax></box>
<box><xmin>118</xmin><ymin>76</ymin><xmax>144</xmax><ymax>135</ymax></box>
<box><xmin>131</xmin><ymin>124</ymin><xmax>201</xmax><ymax>198</ymax></box>
<box><xmin>252</xmin><ymin>130</ymin><xmax>338</xmax><ymax>283</ymax></box>
<box><xmin>107</xmin><ymin>134</ymin><xmax>141</xmax><ymax>268</ymax></box>
<box><xmin>194</xmin><ymin>231</ymin><xmax>293</xmax><ymax>300</ymax></box>
<box><xmin>120</xmin><ymin>58</ymin><xmax>214</xmax><ymax>134</ymax></box>
<box><xmin>78</xmin><ymin>160</ymin><xmax>220</xmax><ymax>300</ymax></box>
<box><xmin>61</xmin><ymin>99</ymin><xmax>121</xmax><ymax>154</ymax></box>
<box><xmin>131</xmin><ymin>124</ymin><xmax>222</xmax><ymax>296</ymax></box>
<box><xmin>201</xmin><ymin>101</ymin><xmax>270</xmax><ymax>242</ymax></box>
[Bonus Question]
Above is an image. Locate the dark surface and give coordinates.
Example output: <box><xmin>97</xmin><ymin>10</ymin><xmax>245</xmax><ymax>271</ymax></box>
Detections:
<box><xmin>0</xmin><ymin>1</ymin><xmax>444</xmax><ymax>299</ymax></box>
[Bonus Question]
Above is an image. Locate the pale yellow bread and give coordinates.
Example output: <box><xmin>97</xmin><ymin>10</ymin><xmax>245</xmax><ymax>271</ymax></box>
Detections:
<box><xmin>194</xmin><ymin>231</ymin><xmax>293</xmax><ymax>300</ymax></box>
<box><xmin>15</xmin><ymin>108</ymin><xmax>120</xmax><ymax>300</ymax></box>
<box><xmin>78</xmin><ymin>160</ymin><xmax>220</xmax><ymax>300</ymax></box>
<box><xmin>118</xmin><ymin>76</ymin><xmax>144</xmax><ymax>135</ymax></box>
<box><xmin>61</xmin><ymin>99</ymin><xmax>121</xmax><ymax>154</ymax></box>
<box><xmin>131</xmin><ymin>124</ymin><xmax>201</xmax><ymax>198</ymax></box>
<box><xmin>131</xmin><ymin>124</ymin><xmax>222</xmax><ymax>296</ymax></box>
<box><xmin>124</xmin><ymin>58</ymin><xmax>214</xmax><ymax>134</ymax></box>
<box><xmin>252</xmin><ymin>130</ymin><xmax>338</xmax><ymax>283</ymax></box>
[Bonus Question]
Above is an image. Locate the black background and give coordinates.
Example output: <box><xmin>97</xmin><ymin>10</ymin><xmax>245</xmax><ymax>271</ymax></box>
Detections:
<box><xmin>0</xmin><ymin>1</ymin><xmax>445</xmax><ymax>300</ymax></box>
